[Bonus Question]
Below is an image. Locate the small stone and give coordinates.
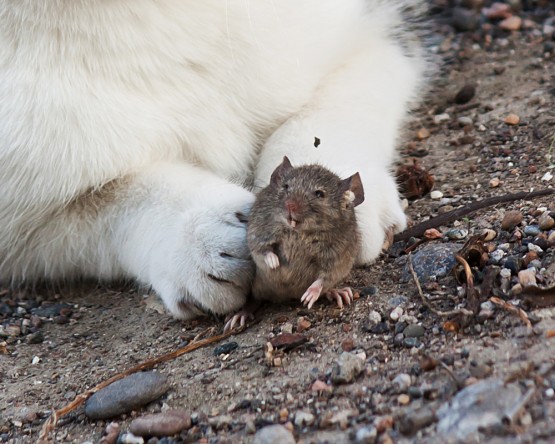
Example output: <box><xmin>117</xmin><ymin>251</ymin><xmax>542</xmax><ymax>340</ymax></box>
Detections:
<box><xmin>294</xmin><ymin>411</ymin><xmax>315</xmax><ymax>427</ymax></box>
<box><xmin>501</xmin><ymin>210</ymin><xmax>523</xmax><ymax>231</ymax></box>
<box><xmin>469</xmin><ymin>363</ymin><xmax>493</xmax><ymax>379</ymax></box>
<box><xmin>213</xmin><ymin>342</ymin><xmax>238</xmax><ymax>356</ymax></box>
<box><xmin>208</xmin><ymin>414</ymin><xmax>233</xmax><ymax>430</ymax></box>
<box><xmin>454</xmin><ymin>84</ymin><xmax>476</xmax><ymax>105</ymax></box>
<box><xmin>393</xmin><ymin>373</ymin><xmax>412</xmax><ymax>391</ymax></box>
<box><xmin>253</xmin><ymin>424</ymin><xmax>295</xmax><ymax>444</ymax></box>
<box><xmin>359</xmin><ymin>286</ymin><xmax>378</xmax><ymax>297</ymax></box>
<box><xmin>85</xmin><ymin>372</ymin><xmax>169</xmax><ymax>420</ymax></box>
<box><xmin>129</xmin><ymin>410</ymin><xmax>191</xmax><ymax>437</ymax></box>
<box><xmin>397</xmin><ymin>394</ymin><xmax>411</xmax><ymax>405</ymax></box>
<box><xmin>538</xmin><ymin>212</ymin><xmax>555</xmax><ymax>230</ymax></box>
<box><xmin>482</xmin><ymin>229</ymin><xmax>497</xmax><ymax>241</ymax></box>
<box><xmin>524</xmin><ymin>225</ymin><xmax>541</xmax><ymax>237</ymax></box>
<box><xmin>416</xmin><ymin>128</ymin><xmax>430</xmax><ymax>140</ymax></box>
<box><xmin>13</xmin><ymin>407</ymin><xmax>39</xmax><ymax>424</ymax></box>
<box><xmin>26</xmin><ymin>331</ymin><xmax>44</xmax><ymax>344</ymax></box>
<box><xmin>311</xmin><ymin>380</ymin><xmax>332</xmax><ymax>393</ymax></box>
<box><xmin>404</xmin><ymin>337</ymin><xmax>421</xmax><ymax>348</ymax></box>
<box><xmin>528</xmin><ymin>243</ymin><xmax>543</xmax><ymax>254</ymax></box>
<box><xmin>403</xmin><ymin>325</ymin><xmax>425</xmax><ymax>338</ymax></box>
<box><xmin>541</xmin><ymin>172</ymin><xmax>553</xmax><ymax>182</ymax></box>
<box><xmin>31</xmin><ymin>356</ymin><xmax>40</xmax><ymax>365</ymax></box>
<box><xmin>433</xmin><ymin>113</ymin><xmax>450</xmax><ymax>125</ymax></box>
<box><xmin>430</xmin><ymin>190</ymin><xmax>444</xmax><ymax>200</ymax></box>
<box><xmin>270</xmin><ymin>333</ymin><xmax>308</xmax><ymax>350</ymax></box>
<box><xmin>545</xmin><ymin>388</ymin><xmax>554</xmax><ymax>398</ymax></box>
<box><xmin>548</xmin><ymin>231</ymin><xmax>555</xmax><ymax>246</ymax></box>
<box><xmin>368</xmin><ymin>310</ymin><xmax>382</xmax><ymax>327</ymax></box>
<box><xmin>355</xmin><ymin>426</ymin><xmax>377</xmax><ymax>444</ymax></box>
<box><xmin>483</xmin><ymin>3</ymin><xmax>512</xmax><ymax>20</ymax></box>
<box><xmin>368</xmin><ymin>322</ymin><xmax>389</xmax><ymax>335</ymax></box>
<box><xmin>119</xmin><ymin>433</ymin><xmax>144</xmax><ymax>444</ymax></box>
<box><xmin>489</xmin><ymin>178</ymin><xmax>502</xmax><ymax>188</ymax></box>
<box><xmin>451</xmin><ymin>8</ymin><xmax>479</xmax><ymax>32</ymax></box>
<box><xmin>489</xmin><ymin>249</ymin><xmax>505</xmax><ymax>264</ymax></box>
<box><xmin>296</xmin><ymin>317</ymin><xmax>311</xmax><ymax>333</ymax></box>
<box><xmin>518</xmin><ymin>269</ymin><xmax>537</xmax><ymax>287</ymax></box>
<box><xmin>281</xmin><ymin>322</ymin><xmax>293</xmax><ymax>334</ymax></box>
<box><xmin>504</xmin><ymin>113</ymin><xmax>520</xmax><ymax>125</ymax></box>
<box><xmin>499</xmin><ymin>15</ymin><xmax>522</xmax><ymax>31</ymax></box>
<box><xmin>389</xmin><ymin>307</ymin><xmax>403</xmax><ymax>322</ymax></box>
<box><xmin>101</xmin><ymin>422</ymin><xmax>120</xmax><ymax>444</ymax></box>
<box><xmin>457</xmin><ymin>116</ymin><xmax>473</xmax><ymax>127</ymax></box>
<box><xmin>331</xmin><ymin>352</ymin><xmax>364</xmax><ymax>384</ymax></box>
<box><xmin>445</xmin><ymin>229</ymin><xmax>468</xmax><ymax>240</ymax></box>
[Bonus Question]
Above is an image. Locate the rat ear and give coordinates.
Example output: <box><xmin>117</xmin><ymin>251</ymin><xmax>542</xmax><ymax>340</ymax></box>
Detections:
<box><xmin>340</xmin><ymin>172</ymin><xmax>365</xmax><ymax>207</ymax></box>
<box><xmin>270</xmin><ymin>156</ymin><xmax>293</xmax><ymax>185</ymax></box>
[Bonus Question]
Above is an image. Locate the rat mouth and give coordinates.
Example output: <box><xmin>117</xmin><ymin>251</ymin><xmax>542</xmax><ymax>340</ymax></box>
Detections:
<box><xmin>287</xmin><ymin>214</ymin><xmax>300</xmax><ymax>228</ymax></box>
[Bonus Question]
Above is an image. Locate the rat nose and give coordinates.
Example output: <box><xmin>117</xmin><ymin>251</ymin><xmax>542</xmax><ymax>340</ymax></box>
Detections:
<box><xmin>285</xmin><ymin>200</ymin><xmax>299</xmax><ymax>213</ymax></box>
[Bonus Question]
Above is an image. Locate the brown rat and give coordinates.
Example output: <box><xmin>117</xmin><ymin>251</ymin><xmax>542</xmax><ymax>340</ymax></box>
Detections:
<box><xmin>224</xmin><ymin>156</ymin><xmax>364</xmax><ymax>331</ymax></box>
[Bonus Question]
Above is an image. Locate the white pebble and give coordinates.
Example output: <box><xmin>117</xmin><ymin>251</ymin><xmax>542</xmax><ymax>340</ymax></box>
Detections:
<box><xmin>541</xmin><ymin>172</ymin><xmax>553</xmax><ymax>182</ymax></box>
<box><xmin>528</xmin><ymin>243</ymin><xmax>544</xmax><ymax>254</ymax></box>
<box><xmin>389</xmin><ymin>307</ymin><xmax>404</xmax><ymax>322</ymax></box>
<box><xmin>430</xmin><ymin>190</ymin><xmax>443</xmax><ymax>200</ymax></box>
<box><xmin>368</xmin><ymin>310</ymin><xmax>381</xmax><ymax>325</ymax></box>
<box><xmin>31</xmin><ymin>356</ymin><xmax>40</xmax><ymax>365</ymax></box>
<box><xmin>119</xmin><ymin>433</ymin><xmax>144</xmax><ymax>444</ymax></box>
<box><xmin>433</xmin><ymin>113</ymin><xmax>450</xmax><ymax>124</ymax></box>
<box><xmin>545</xmin><ymin>388</ymin><xmax>554</xmax><ymax>398</ymax></box>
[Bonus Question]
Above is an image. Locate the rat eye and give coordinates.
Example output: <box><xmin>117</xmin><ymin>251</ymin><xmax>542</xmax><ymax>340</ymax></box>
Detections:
<box><xmin>314</xmin><ymin>190</ymin><xmax>325</xmax><ymax>198</ymax></box>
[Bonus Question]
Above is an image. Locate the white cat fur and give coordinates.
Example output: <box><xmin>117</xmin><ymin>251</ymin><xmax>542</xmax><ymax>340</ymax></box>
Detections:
<box><xmin>0</xmin><ymin>0</ymin><xmax>427</xmax><ymax>319</ymax></box>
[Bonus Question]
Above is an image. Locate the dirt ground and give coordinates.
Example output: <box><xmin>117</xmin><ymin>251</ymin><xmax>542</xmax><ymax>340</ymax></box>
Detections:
<box><xmin>2</xmin><ymin>2</ymin><xmax>555</xmax><ymax>443</ymax></box>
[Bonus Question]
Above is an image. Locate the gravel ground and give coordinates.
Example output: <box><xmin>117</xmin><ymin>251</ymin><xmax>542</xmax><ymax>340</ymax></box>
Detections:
<box><xmin>1</xmin><ymin>1</ymin><xmax>555</xmax><ymax>443</ymax></box>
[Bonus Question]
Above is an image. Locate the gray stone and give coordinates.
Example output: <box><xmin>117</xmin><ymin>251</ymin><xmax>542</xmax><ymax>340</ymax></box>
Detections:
<box><xmin>294</xmin><ymin>410</ymin><xmax>315</xmax><ymax>427</ymax></box>
<box><xmin>85</xmin><ymin>372</ymin><xmax>169</xmax><ymax>420</ymax></box>
<box><xmin>253</xmin><ymin>424</ymin><xmax>295</xmax><ymax>444</ymax></box>
<box><xmin>355</xmin><ymin>426</ymin><xmax>377</xmax><ymax>444</ymax></box>
<box><xmin>393</xmin><ymin>373</ymin><xmax>412</xmax><ymax>391</ymax></box>
<box><xmin>331</xmin><ymin>352</ymin><xmax>364</xmax><ymax>384</ymax></box>
<box><xmin>401</xmin><ymin>243</ymin><xmax>460</xmax><ymax>283</ymax></box>
<box><xmin>129</xmin><ymin>410</ymin><xmax>191</xmax><ymax>437</ymax></box>
<box><xmin>524</xmin><ymin>225</ymin><xmax>541</xmax><ymax>236</ymax></box>
<box><xmin>437</xmin><ymin>379</ymin><xmax>521</xmax><ymax>441</ymax></box>
<box><xmin>403</xmin><ymin>324</ymin><xmax>425</xmax><ymax>338</ymax></box>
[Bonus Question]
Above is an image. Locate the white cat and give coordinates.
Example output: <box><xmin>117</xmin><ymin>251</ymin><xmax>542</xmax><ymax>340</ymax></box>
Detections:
<box><xmin>0</xmin><ymin>1</ymin><xmax>427</xmax><ymax>319</ymax></box>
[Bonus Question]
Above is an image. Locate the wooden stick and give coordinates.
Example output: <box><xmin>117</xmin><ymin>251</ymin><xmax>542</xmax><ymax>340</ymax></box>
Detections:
<box><xmin>395</xmin><ymin>189</ymin><xmax>554</xmax><ymax>242</ymax></box>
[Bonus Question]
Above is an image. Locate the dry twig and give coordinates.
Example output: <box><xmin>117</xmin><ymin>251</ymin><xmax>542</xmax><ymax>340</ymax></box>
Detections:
<box><xmin>38</xmin><ymin>326</ymin><xmax>245</xmax><ymax>442</ymax></box>
<box><xmin>489</xmin><ymin>297</ymin><xmax>532</xmax><ymax>329</ymax></box>
<box><xmin>408</xmin><ymin>253</ymin><xmax>473</xmax><ymax>318</ymax></box>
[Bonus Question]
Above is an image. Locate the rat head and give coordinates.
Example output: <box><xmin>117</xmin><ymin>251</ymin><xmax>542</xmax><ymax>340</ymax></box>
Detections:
<box><xmin>270</xmin><ymin>156</ymin><xmax>365</xmax><ymax>230</ymax></box>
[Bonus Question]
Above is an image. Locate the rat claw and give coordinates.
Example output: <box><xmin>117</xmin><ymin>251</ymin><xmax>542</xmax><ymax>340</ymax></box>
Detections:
<box><xmin>264</xmin><ymin>252</ymin><xmax>280</xmax><ymax>269</ymax></box>
<box><xmin>325</xmin><ymin>287</ymin><xmax>353</xmax><ymax>309</ymax></box>
<box><xmin>223</xmin><ymin>311</ymin><xmax>253</xmax><ymax>333</ymax></box>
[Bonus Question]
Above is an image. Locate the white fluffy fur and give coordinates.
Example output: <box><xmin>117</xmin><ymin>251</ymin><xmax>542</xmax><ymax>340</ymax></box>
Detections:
<box><xmin>0</xmin><ymin>0</ymin><xmax>426</xmax><ymax>319</ymax></box>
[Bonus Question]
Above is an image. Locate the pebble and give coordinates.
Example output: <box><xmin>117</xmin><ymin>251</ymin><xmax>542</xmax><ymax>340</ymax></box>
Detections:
<box><xmin>437</xmin><ymin>380</ymin><xmax>521</xmax><ymax>441</ymax></box>
<box><xmin>294</xmin><ymin>411</ymin><xmax>315</xmax><ymax>427</ymax></box>
<box><xmin>501</xmin><ymin>210</ymin><xmax>523</xmax><ymax>230</ymax></box>
<box><xmin>270</xmin><ymin>333</ymin><xmax>307</xmax><ymax>350</ymax></box>
<box><xmin>518</xmin><ymin>269</ymin><xmax>537</xmax><ymax>287</ymax></box>
<box><xmin>355</xmin><ymin>426</ymin><xmax>377</xmax><ymax>444</ymax></box>
<box><xmin>404</xmin><ymin>337</ymin><xmax>421</xmax><ymax>349</ymax></box>
<box><xmin>402</xmin><ymin>243</ymin><xmax>460</xmax><ymax>282</ymax></box>
<box><xmin>26</xmin><ymin>331</ymin><xmax>44</xmax><ymax>344</ymax></box>
<box><xmin>489</xmin><ymin>178</ymin><xmax>502</xmax><ymax>188</ymax></box>
<box><xmin>101</xmin><ymin>422</ymin><xmax>120</xmax><ymax>444</ymax></box>
<box><xmin>457</xmin><ymin>116</ymin><xmax>473</xmax><ymax>127</ymax></box>
<box><xmin>549</xmin><ymin>231</ymin><xmax>555</xmax><ymax>246</ymax></box>
<box><xmin>129</xmin><ymin>410</ymin><xmax>191</xmax><ymax>437</ymax></box>
<box><xmin>539</xmin><ymin>212</ymin><xmax>555</xmax><ymax>230</ymax></box>
<box><xmin>118</xmin><ymin>433</ymin><xmax>144</xmax><ymax>444</ymax></box>
<box><xmin>504</xmin><ymin>113</ymin><xmax>520</xmax><ymax>125</ymax></box>
<box><xmin>499</xmin><ymin>15</ymin><xmax>522</xmax><ymax>31</ymax></box>
<box><xmin>253</xmin><ymin>424</ymin><xmax>295</xmax><ymax>444</ymax></box>
<box><xmin>430</xmin><ymin>190</ymin><xmax>444</xmax><ymax>199</ymax></box>
<box><xmin>489</xmin><ymin>249</ymin><xmax>505</xmax><ymax>264</ymax></box>
<box><xmin>397</xmin><ymin>394</ymin><xmax>411</xmax><ymax>405</ymax></box>
<box><xmin>331</xmin><ymin>352</ymin><xmax>364</xmax><ymax>384</ymax></box>
<box><xmin>311</xmin><ymin>380</ymin><xmax>332</xmax><ymax>393</ymax></box>
<box><xmin>523</xmin><ymin>225</ymin><xmax>541</xmax><ymax>236</ymax></box>
<box><xmin>368</xmin><ymin>311</ymin><xmax>382</xmax><ymax>327</ymax></box>
<box><xmin>445</xmin><ymin>229</ymin><xmax>468</xmax><ymax>240</ymax></box>
<box><xmin>85</xmin><ymin>372</ymin><xmax>170</xmax><ymax>420</ymax></box>
<box><xmin>483</xmin><ymin>3</ymin><xmax>512</xmax><ymax>20</ymax></box>
<box><xmin>451</xmin><ymin>8</ymin><xmax>479</xmax><ymax>32</ymax></box>
<box><xmin>454</xmin><ymin>84</ymin><xmax>476</xmax><ymax>104</ymax></box>
<box><xmin>389</xmin><ymin>307</ymin><xmax>403</xmax><ymax>322</ymax></box>
<box><xmin>541</xmin><ymin>172</ymin><xmax>553</xmax><ymax>182</ymax></box>
<box><xmin>393</xmin><ymin>373</ymin><xmax>412</xmax><ymax>391</ymax></box>
<box><xmin>359</xmin><ymin>286</ymin><xmax>378</xmax><ymax>297</ymax></box>
<box><xmin>213</xmin><ymin>342</ymin><xmax>238</xmax><ymax>356</ymax></box>
<box><xmin>403</xmin><ymin>325</ymin><xmax>425</xmax><ymax>338</ymax></box>
<box><xmin>416</xmin><ymin>128</ymin><xmax>430</xmax><ymax>140</ymax></box>
<box><xmin>545</xmin><ymin>388</ymin><xmax>554</xmax><ymax>398</ymax></box>
<box><xmin>528</xmin><ymin>243</ymin><xmax>543</xmax><ymax>254</ymax></box>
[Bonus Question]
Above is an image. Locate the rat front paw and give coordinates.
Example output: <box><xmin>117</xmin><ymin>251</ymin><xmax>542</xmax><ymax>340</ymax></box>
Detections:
<box><xmin>325</xmin><ymin>287</ymin><xmax>354</xmax><ymax>309</ymax></box>
<box><xmin>264</xmin><ymin>252</ymin><xmax>280</xmax><ymax>269</ymax></box>
<box><xmin>300</xmin><ymin>278</ymin><xmax>324</xmax><ymax>309</ymax></box>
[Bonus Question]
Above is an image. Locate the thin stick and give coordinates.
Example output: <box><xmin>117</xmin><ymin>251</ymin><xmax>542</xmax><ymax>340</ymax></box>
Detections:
<box><xmin>502</xmin><ymin>387</ymin><xmax>536</xmax><ymax>425</ymax></box>
<box><xmin>408</xmin><ymin>253</ymin><xmax>474</xmax><ymax>317</ymax></box>
<box><xmin>38</xmin><ymin>326</ymin><xmax>244</xmax><ymax>441</ymax></box>
<box><xmin>455</xmin><ymin>255</ymin><xmax>474</xmax><ymax>288</ymax></box>
<box><xmin>490</xmin><ymin>297</ymin><xmax>532</xmax><ymax>329</ymax></box>
<box><xmin>395</xmin><ymin>189</ymin><xmax>555</xmax><ymax>242</ymax></box>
